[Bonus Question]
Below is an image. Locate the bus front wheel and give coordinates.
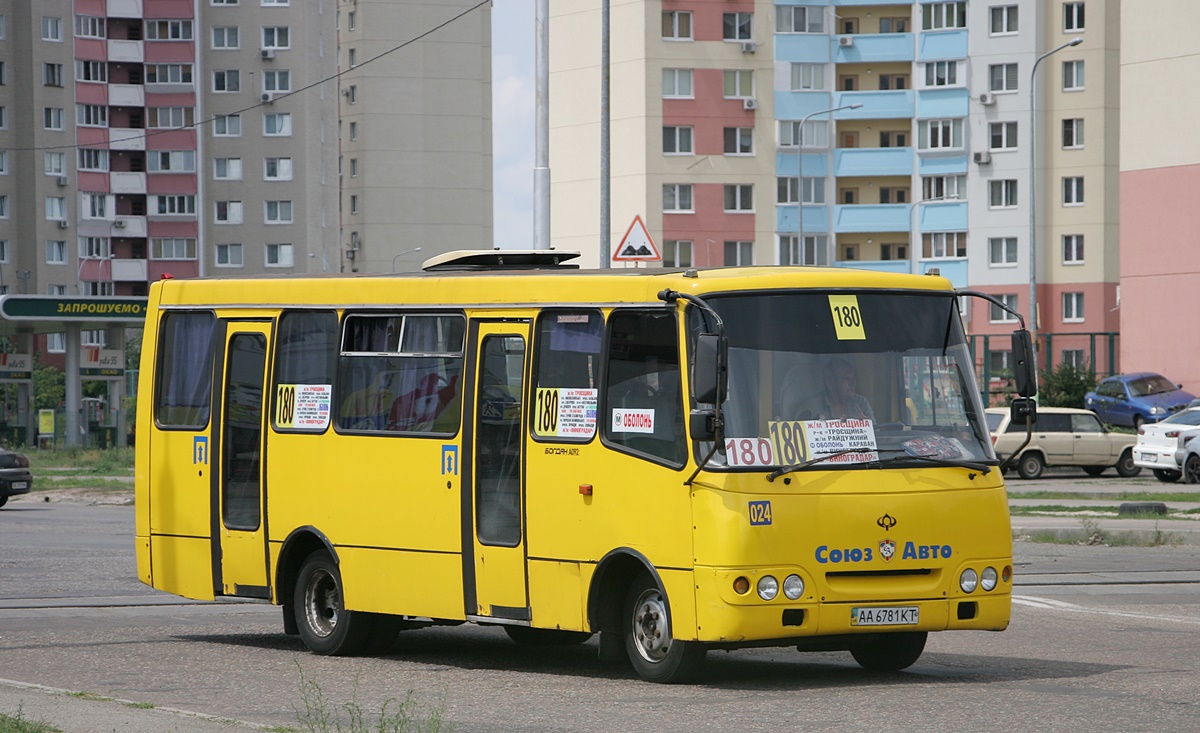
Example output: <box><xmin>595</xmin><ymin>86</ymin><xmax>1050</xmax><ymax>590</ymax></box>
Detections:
<box><xmin>294</xmin><ymin>550</ymin><xmax>371</xmax><ymax>656</ymax></box>
<box><xmin>624</xmin><ymin>573</ymin><xmax>704</xmax><ymax>683</ymax></box>
<box><xmin>849</xmin><ymin>631</ymin><xmax>927</xmax><ymax>672</ymax></box>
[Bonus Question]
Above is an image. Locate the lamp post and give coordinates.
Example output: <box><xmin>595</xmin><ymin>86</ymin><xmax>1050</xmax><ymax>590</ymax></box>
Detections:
<box><xmin>308</xmin><ymin>251</ymin><xmax>329</xmax><ymax>273</ymax></box>
<box><xmin>1028</xmin><ymin>37</ymin><xmax>1082</xmax><ymax>361</ymax></box>
<box><xmin>391</xmin><ymin>247</ymin><xmax>422</xmax><ymax>272</ymax></box>
<box><xmin>908</xmin><ymin>193</ymin><xmax>959</xmax><ymax>272</ymax></box>
<box><xmin>796</xmin><ymin>103</ymin><xmax>862</xmax><ymax>256</ymax></box>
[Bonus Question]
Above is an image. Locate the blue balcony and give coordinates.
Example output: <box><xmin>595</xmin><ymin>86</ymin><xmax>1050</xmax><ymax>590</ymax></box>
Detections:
<box><xmin>832</xmin><ymin>200</ymin><xmax>967</xmax><ymax>236</ymax></box>
<box><xmin>835</xmin><ymin>89</ymin><xmax>913</xmax><ymax>120</ymax></box>
<box><xmin>834</xmin><ymin>33</ymin><xmax>915</xmax><ymax>64</ymax></box>
<box><xmin>777</xmin><ymin>204</ymin><xmax>830</xmax><ymax>235</ymax></box>
<box><xmin>918</xmin><ymin>258</ymin><xmax>968</xmax><ymax>288</ymax></box>
<box><xmin>834</xmin><ymin>147</ymin><xmax>914</xmax><ymax>178</ymax></box>
<box><xmin>915</xmin><ymin>87</ymin><xmax>969</xmax><ymax>119</ymax></box>
<box><xmin>833</xmin><ymin>260</ymin><xmax>914</xmax><ymax>275</ymax></box>
<box><xmin>917</xmin><ymin>30</ymin><xmax>967</xmax><ymax>61</ymax></box>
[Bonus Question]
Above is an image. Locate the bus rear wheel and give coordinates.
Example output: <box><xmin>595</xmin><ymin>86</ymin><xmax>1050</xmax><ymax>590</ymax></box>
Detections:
<box><xmin>294</xmin><ymin>550</ymin><xmax>371</xmax><ymax>656</ymax></box>
<box><xmin>624</xmin><ymin>573</ymin><xmax>704</xmax><ymax>683</ymax></box>
<box><xmin>849</xmin><ymin>631</ymin><xmax>927</xmax><ymax>672</ymax></box>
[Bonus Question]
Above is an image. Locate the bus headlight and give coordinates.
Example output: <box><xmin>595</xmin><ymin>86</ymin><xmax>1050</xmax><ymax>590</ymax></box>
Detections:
<box><xmin>783</xmin><ymin>574</ymin><xmax>805</xmax><ymax>600</ymax></box>
<box><xmin>980</xmin><ymin>566</ymin><xmax>998</xmax><ymax>592</ymax></box>
<box><xmin>757</xmin><ymin>575</ymin><xmax>779</xmax><ymax>601</ymax></box>
<box><xmin>959</xmin><ymin>568</ymin><xmax>979</xmax><ymax>593</ymax></box>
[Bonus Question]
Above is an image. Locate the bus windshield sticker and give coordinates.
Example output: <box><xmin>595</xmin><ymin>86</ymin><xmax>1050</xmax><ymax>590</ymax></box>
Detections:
<box><xmin>611</xmin><ymin>408</ymin><xmax>655</xmax><ymax>433</ymax></box>
<box><xmin>827</xmin><ymin>294</ymin><xmax>866</xmax><ymax>340</ymax></box>
<box><xmin>767</xmin><ymin>418</ymin><xmax>878</xmax><ymax>465</ymax></box>
<box><xmin>276</xmin><ymin>384</ymin><xmax>332</xmax><ymax>431</ymax></box>
<box><xmin>534</xmin><ymin>387</ymin><xmax>598</xmax><ymax>438</ymax></box>
<box><xmin>722</xmin><ymin>437</ymin><xmax>776</xmax><ymax>467</ymax></box>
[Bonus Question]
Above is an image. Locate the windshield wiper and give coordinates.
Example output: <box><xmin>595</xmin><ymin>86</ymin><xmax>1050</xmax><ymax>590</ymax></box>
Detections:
<box><xmin>766</xmin><ymin>448</ymin><xmax>878</xmax><ymax>482</ymax></box>
<box><xmin>874</xmin><ymin>453</ymin><xmax>992</xmax><ymax>474</ymax></box>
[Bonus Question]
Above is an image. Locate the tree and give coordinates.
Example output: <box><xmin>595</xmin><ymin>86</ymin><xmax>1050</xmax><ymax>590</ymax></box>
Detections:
<box><xmin>34</xmin><ymin>364</ymin><xmax>66</xmax><ymax>411</ymax></box>
<box><xmin>1038</xmin><ymin>362</ymin><xmax>1096</xmax><ymax>408</ymax></box>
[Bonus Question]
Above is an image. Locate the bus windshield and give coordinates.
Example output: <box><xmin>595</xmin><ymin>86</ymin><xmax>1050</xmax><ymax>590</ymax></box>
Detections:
<box><xmin>692</xmin><ymin>290</ymin><xmax>996</xmax><ymax>471</ymax></box>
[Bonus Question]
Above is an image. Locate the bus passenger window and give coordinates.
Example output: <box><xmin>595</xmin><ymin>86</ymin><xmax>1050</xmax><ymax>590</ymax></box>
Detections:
<box><xmin>533</xmin><ymin>310</ymin><xmax>602</xmax><ymax>441</ymax></box>
<box><xmin>155</xmin><ymin>311</ymin><xmax>216</xmax><ymax>428</ymax></box>
<box><xmin>603</xmin><ymin>310</ymin><xmax>686</xmax><ymax>464</ymax></box>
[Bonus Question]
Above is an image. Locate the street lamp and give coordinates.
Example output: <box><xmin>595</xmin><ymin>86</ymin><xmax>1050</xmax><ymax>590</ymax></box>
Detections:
<box><xmin>1028</xmin><ymin>37</ymin><xmax>1083</xmax><ymax>362</ymax></box>
<box><xmin>77</xmin><ymin>253</ymin><xmax>115</xmax><ymax>295</ymax></box>
<box><xmin>308</xmin><ymin>251</ymin><xmax>329</xmax><ymax>273</ymax></box>
<box><xmin>908</xmin><ymin>193</ymin><xmax>959</xmax><ymax>272</ymax></box>
<box><xmin>796</xmin><ymin>103</ymin><xmax>862</xmax><ymax>257</ymax></box>
<box><xmin>391</xmin><ymin>247</ymin><xmax>422</xmax><ymax>272</ymax></box>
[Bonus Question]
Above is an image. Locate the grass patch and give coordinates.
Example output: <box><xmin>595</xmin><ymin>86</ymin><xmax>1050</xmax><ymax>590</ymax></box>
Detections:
<box><xmin>121</xmin><ymin>701</ymin><xmax>154</xmax><ymax>710</ymax></box>
<box><xmin>31</xmin><ymin>477</ymin><xmax>133</xmax><ymax>493</ymax></box>
<box><xmin>295</xmin><ymin>665</ymin><xmax>452</xmax><ymax>733</ymax></box>
<box><xmin>1010</xmin><ymin>505</ymin><xmax>1189</xmax><ymax>520</ymax></box>
<box><xmin>1007</xmin><ymin>490</ymin><xmax>1200</xmax><ymax>502</ymax></box>
<box><xmin>0</xmin><ymin>708</ymin><xmax>61</xmax><ymax>733</ymax></box>
<box><xmin>27</xmin><ymin>448</ymin><xmax>134</xmax><ymax>474</ymax></box>
<box><xmin>64</xmin><ymin>692</ymin><xmax>112</xmax><ymax>702</ymax></box>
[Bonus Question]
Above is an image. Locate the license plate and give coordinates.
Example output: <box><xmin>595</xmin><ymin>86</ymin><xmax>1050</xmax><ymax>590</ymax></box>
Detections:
<box><xmin>11</xmin><ymin>481</ymin><xmax>27</xmax><ymax>489</ymax></box>
<box><xmin>851</xmin><ymin>606</ymin><xmax>919</xmax><ymax>626</ymax></box>
<box><xmin>1141</xmin><ymin>453</ymin><xmax>1157</xmax><ymax>463</ymax></box>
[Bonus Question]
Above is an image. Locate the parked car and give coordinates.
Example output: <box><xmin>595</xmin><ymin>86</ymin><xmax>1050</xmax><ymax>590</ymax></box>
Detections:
<box><xmin>986</xmin><ymin>406</ymin><xmax>1140</xmax><ymax>480</ymax></box>
<box><xmin>1132</xmin><ymin>407</ymin><xmax>1200</xmax><ymax>483</ymax></box>
<box><xmin>0</xmin><ymin>447</ymin><xmax>33</xmax><ymax>508</ymax></box>
<box><xmin>1083</xmin><ymin>372</ymin><xmax>1195</xmax><ymax>429</ymax></box>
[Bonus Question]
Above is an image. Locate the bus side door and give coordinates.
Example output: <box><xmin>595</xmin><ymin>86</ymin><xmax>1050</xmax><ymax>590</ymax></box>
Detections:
<box><xmin>464</xmin><ymin>322</ymin><xmax>530</xmax><ymax>621</ymax></box>
<box><xmin>213</xmin><ymin>321</ymin><xmax>272</xmax><ymax>598</ymax></box>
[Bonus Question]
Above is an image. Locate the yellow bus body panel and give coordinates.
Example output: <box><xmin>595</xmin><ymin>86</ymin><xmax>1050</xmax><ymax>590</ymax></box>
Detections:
<box><xmin>527</xmin><ymin>560</ymin><xmax>585</xmax><ymax>630</ymax></box>
<box><xmin>149</xmin><ymin>535</ymin><xmax>215</xmax><ymax>600</ymax></box>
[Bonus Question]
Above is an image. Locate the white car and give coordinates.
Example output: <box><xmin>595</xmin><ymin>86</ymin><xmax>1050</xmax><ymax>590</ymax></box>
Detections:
<box><xmin>1132</xmin><ymin>406</ymin><xmax>1200</xmax><ymax>482</ymax></box>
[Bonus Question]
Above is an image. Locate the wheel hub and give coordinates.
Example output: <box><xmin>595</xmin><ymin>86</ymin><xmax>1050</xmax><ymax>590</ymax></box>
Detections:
<box><xmin>304</xmin><ymin>568</ymin><xmax>340</xmax><ymax>638</ymax></box>
<box><xmin>632</xmin><ymin>589</ymin><xmax>671</xmax><ymax>663</ymax></box>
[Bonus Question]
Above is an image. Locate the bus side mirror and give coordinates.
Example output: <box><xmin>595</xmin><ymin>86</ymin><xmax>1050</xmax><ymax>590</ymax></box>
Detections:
<box><xmin>1012</xmin><ymin>329</ymin><xmax>1038</xmax><ymax>397</ymax></box>
<box><xmin>692</xmin><ymin>333</ymin><xmax>727</xmax><ymax>405</ymax></box>
<box><xmin>1010</xmin><ymin>397</ymin><xmax>1037</xmax><ymax>427</ymax></box>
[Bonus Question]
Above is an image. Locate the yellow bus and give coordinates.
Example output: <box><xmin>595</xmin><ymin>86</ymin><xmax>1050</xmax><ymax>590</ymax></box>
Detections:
<box><xmin>135</xmin><ymin>250</ymin><xmax>1033</xmax><ymax>683</ymax></box>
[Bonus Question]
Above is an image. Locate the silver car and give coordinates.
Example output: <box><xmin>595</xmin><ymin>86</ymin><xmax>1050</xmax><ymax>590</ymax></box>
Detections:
<box><xmin>1132</xmin><ymin>407</ymin><xmax>1200</xmax><ymax>483</ymax></box>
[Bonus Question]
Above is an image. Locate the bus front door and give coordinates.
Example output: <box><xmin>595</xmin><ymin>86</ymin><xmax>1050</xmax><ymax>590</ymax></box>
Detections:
<box><xmin>465</xmin><ymin>323</ymin><xmax>530</xmax><ymax>621</ymax></box>
<box><xmin>213</xmin><ymin>322</ymin><xmax>271</xmax><ymax>599</ymax></box>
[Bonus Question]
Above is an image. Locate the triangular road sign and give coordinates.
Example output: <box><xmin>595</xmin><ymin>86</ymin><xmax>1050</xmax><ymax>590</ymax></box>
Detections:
<box><xmin>613</xmin><ymin>215</ymin><xmax>661</xmax><ymax>261</ymax></box>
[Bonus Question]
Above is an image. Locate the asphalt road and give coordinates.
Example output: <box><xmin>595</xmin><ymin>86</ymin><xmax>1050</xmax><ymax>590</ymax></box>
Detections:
<box><xmin>1</xmin><ymin>497</ymin><xmax>1198</xmax><ymax>733</ymax></box>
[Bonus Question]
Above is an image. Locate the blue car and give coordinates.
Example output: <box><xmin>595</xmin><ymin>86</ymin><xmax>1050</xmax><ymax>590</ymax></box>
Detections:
<box><xmin>1084</xmin><ymin>372</ymin><xmax>1196</xmax><ymax>429</ymax></box>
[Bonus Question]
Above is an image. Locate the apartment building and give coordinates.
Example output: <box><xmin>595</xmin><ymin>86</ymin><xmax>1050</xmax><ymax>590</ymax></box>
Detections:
<box><xmin>0</xmin><ymin>0</ymin><xmax>491</xmax><ymax>298</ymax></box>
<box><xmin>549</xmin><ymin>0</ymin><xmax>1119</xmax><ymax>374</ymax></box>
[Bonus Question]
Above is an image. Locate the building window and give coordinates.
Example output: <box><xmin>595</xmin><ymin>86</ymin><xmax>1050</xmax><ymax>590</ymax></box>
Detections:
<box><xmin>880</xmin><ymin>187</ymin><xmax>908</xmax><ymax>204</ymax></box>
<box><xmin>347</xmin><ymin>11</ymin><xmax>357</xmax><ymax>30</ymax></box>
<box><xmin>266</xmin><ymin>243</ymin><xmax>294</xmax><ymax>267</ymax></box>
<box><xmin>724</xmin><ymin>241</ymin><xmax>753</xmax><ymax>266</ymax></box>
<box><xmin>148</xmin><ymin>150</ymin><xmax>196</xmax><ymax>172</ymax></box>
<box><xmin>782</xmin><ymin>119</ymin><xmax>828</xmax><ymax>148</ymax></box>
<box><xmin>349</xmin><ymin>158</ymin><xmax>358</xmax><ymax>177</ymax></box>
<box><xmin>923</xmin><ymin>232</ymin><xmax>966</xmax><ymax>259</ymax></box>
<box><xmin>1063</xmin><ymin>234</ymin><xmax>1085</xmax><ymax>264</ymax></box>
<box><xmin>663</xmin><ymin>184</ymin><xmax>694</xmax><ymax>213</ymax></box>
<box><xmin>43</xmin><ymin>63</ymin><xmax>64</xmax><ymax>86</ymax></box>
<box><xmin>0</xmin><ymin>151</ymin><xmax>6</xmax><ymax>174</ymax></box>
<box><xmin>146</xmin><ymin>20</ymin><xmax>193</xmax><ymax>40</ymax></box>
<box><xmin>349</xmin><ymin>121</ymin><xmax>358</xmax><ymax>141</ymax></box>
<box><xmin>662</xmin><ymin>11</ymin><xmax>692</xmax><ymax>40</ymax></box>
<box><xmin>723</xmin><ymin>69</ymin><xmax>754</xmax><ymax>98</ymax></box>
<box><xmin>989</xmin><ymin>121</ymin><xmax>1018</xmax><ymax>150</ymax></box>
<box><xmin>1062</xmin><ymin>349</ymin><xmax>1085</xmax><ymax>368</ymax></box>
<box><xmin>84</xmin><ymin>193</ymin><xmax>109</xmax><ymax>219</ymax></box>
<box><xmin>777</xmin><ymin>177</ymin><xmax>826</xmax><ymax>205</ymax></box>
<box><xmin>46</xmin><ymin>197</ymin><xmax>66</xmax><ymax>220</ymax></box>
<box><xmin>922</xmin><ymin>2</ymin><xmax>966</xmax><ymax>30</ymax></box>
<box><xmin>780</xmin><ymin>234</ymin><xmax>824</xmax><ymax>266</ymax></box>
<box><xmin>213</xmin><ymin>70</ymin><xmax>240</xmax><ymax>92</ymax></box>
<box><xmin>213</xmin><ymin>26</ymin><xmax>239</xmax><ymax>48</ymax></box>
<box><xmin>348</xmin><ymin>48</ymin><xmax>357</xmax><ymax>67</ymax></box>
<box><xmin>790</xmin><ymin>63</ymin><xmax>825</xmax><ymax>91</ymax></box>
<box><xmin>662</xmin><ymin>68</ymin><xmax>693</xmax><ymax>98</ymax></box>
<box><xmin>989</xmin><ymin>63</ymin><xmax>1018</xmax><ymax>92</ymax></box>
<box><xmin>989</xmin><ymin>179</ymin><xmax>1019</xmax><ymax>208</ymax></box>
<box><xmin>147</xmin><ymin>107</ymin><xmax>193</xmax><ymax>128</ymax></box>
<box><xmin>42</xmin><ymin>16</ymin><xmax>63</xmax><ymax>40</ymax></box>
<box><xmin>1063</xmin><ymin>60</ymin><xmax>1084</xmax><ymax>91</ymax></box>
<box><xmin>265</xmin><ymin>200</ymin><xmax>293</xmax><ymax>224</ymax></box>
<box><xmin>662</xmin><ymin>126</ymin><xmax>693</xmax><ymax>155</ymax></box>
<box><xmin>212</xmin><ymin>0</ymin><xmax>239</xmax><ymax>5</ymax></box>
<box><xmin>44</xmin><ymin>107</ymin><xmax>65</xmax><ymax>131</ymax></box>
<box><xmin>989</xmin><ymin>237</ymin><xmax>1018</xmax><ymax>267</ymax></box>
<box><xmin>264</xmin><ymin>112</ymin><xmax>292</xmax><ymax>136</ymax></box>
<box><xmin>263</xmin><ymin>0</ymin><xmax>290</xmax><ymax>5</ymax></box>
<box><xmin>349</xmin><ymin>195</ymin><xmax>359</xmax><ymax>215</ymax></box>
<box><xmin>156</xmin><ymin>195</ymin><xmax>196</xmax><ymax>215</ymax></box>
<box><xmin>724</xmin><ymin>184</ymin><xmax>754</xmax><ymax>212</ymax></box>
<box><xmin>1063</xmin><ymin>118</ymin><xmax>1084</xmax><ymax>148</ymax></box>
<box><xmin>152</xmin><ymin>238</ymin><xmax>197</xmax><ymax>259</ymax></box>
<box><xmin>146</xmin><ymin>64</ymin><xmax>194</xmax><ymax>84</ymax></box>
<box><xmin>216</xmin><ymin>243</ymin><xmax>244</xmax><ymax>267</ymax></box>
<box><xmin>47</xmin><ymin>240</ymin><xmax>67</xmax><ymax>264</ymax></box>
<box><xmin>777</xmin><ymin>6</ymin><xmax>824</xmax><ymax>33</ymax></box>
<box><xmin>79</xmin><ymin>236</ymin><xmax>110</xmax><ymax>258</ymax></box>
<box><xmin>44</xmin><ymin>152</ymin><xmax>65</xmax><ymax>175</ymax></box>
<box><xmin>922</xmin><ymin>174</ymin><xmax>966</xmax><ymax>200</ymax></box>
<box><xmin>919</xmin><ymin>119</ymin><xmax>963</xmax><ymax>150</ymax></box>
<box><xmin>722</xmin><ymin>12</ymin><xmax>752</xmax><ymax>41</ymax></box>
<box><xmin>264</xmin><ymin>157</ymin><xmax>293</xmax><ymax>180</ymax></box>
<box><xmin>0</xmin><ymin>195</ymin><xmax>6</xmax><ymax>218</ymax></box>
<box><xmin>262</xmin><ymin>26</ymin><xmax>290</xmax><ymax>48</ymax></box>
<box><xmin>214</xmin><ymin>158</ymin><xmax>243</xmax><ymax>180</ymax></box>
<box><xmin>989</xmin><ymin>5</ymin><xmax>1018</xmax><ymax>34</ymax></box>
<box><xmin>215</xmin><ymin>201</ymin><xmax>244</xmax><ymax>224</ymax></box>
<box><xmin>1063</xmin><ymin>176</ymin><xmax>1084</xmax><ymax>206</ymax></box>
<box><xmin>264</xmin><ymin>69</ymin><xmax>290</xmax><ymax>92</ymax></box>
<box><xmin>0</xmin><ymin>107</ymin><xmax>6</xmax><ymax>129</ymax></box>
<box><xmin>78</xmin><ymin>149</ymin><xmax>109</xmax><ymax>172</ymax></box>
<box><xmin>1064</xmin><ymin>2</ymin><xmax>1085</xmax><ymax>31</ymax></box>
<box><xmin>923</xmin><ymin>61</ymin><xmax>959</xmax><ymax>87</ymax></box>
<box><xmin>723</xmin><ymin>127</ymin><xmax>753</xmax><ymax>155</ymax></box>
<box><xmin>662</xmin><ymin>240</ymin><xmax>693</xmax><ymax>267</ymax></box>
<box><xmin>1063</xmin><ymin>293</ymin><xmax>1084</xmax><ymax>322</ymax></box>
<box><xmin>214</xmin><ymin>114</ymin><xmax>242</xmax><ymax>137</ymax></box>
<box><xmin>989</xmin><ymin>294</ymin><xmax>1019</xmax><ymax>323</ymax></box>
<box><xmin>346</xmin><ymin>85</ymin><xmax>357</xmax><ymax>103</ymax></box>
<box><xmin>75</xmin><ymin>15</ymin><xmax>107</xmax><ymax>38</ymax></box>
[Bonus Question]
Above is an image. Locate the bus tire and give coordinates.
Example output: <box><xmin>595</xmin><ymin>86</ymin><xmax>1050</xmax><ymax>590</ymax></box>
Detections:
<box><xmin>294</xmin><ymin>550</ymin><xmax>371</xmax><ymax>656</ymax></box>
<box><xmin>849</xmin><ymin>631</ymin><xmax>927</xmax><ymax>672</ymax></box>
<box><xmin>624</xmin><ymin>572</ymin><xmax>704</xmax><ymax>683</ymax></box>
<box><xmin>504</xmin><ymin>625</ymin><xmax>593</xmax><ymax>646</ymax></box>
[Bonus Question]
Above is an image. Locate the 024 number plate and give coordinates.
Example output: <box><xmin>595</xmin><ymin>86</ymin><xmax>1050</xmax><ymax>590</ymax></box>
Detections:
<box><xmin>851</xmin><ymin>606</ymin><xmax>919</xmax><ymax>626</ymax></box>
